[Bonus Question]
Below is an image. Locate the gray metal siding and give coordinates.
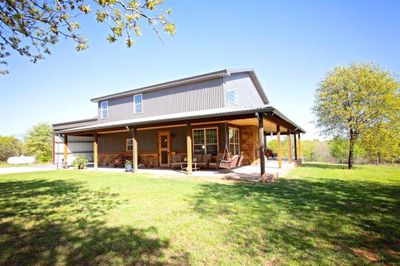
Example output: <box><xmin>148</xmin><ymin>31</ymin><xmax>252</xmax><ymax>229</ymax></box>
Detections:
<box><xmin>224</xmin><ymin>73</ymin><xmax>264</xmax><ymax>108</ymax></box>
<box><xmin>170</xmin><ymin>127</ymin><xmax>186</xmax><ymax>153</ymax></box>
<box><xmin>98</xmin><ymin>78</ymin><xmax>225</xmax><ymax>122</ymax></box>
<box><xmin>98</xmin><ymin>130</ymin><xmax>158</xmax><ymax>153</ymax></box>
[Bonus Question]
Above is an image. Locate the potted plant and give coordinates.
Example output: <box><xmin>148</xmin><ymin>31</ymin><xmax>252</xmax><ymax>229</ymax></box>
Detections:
<box><xmin>125</xmin><ymin>160</ymin><xmax>132</xmax><ymax>172</ymax></box>
<box><xmin>72</xmin><ymin>155</ymin><xmax>88</xmax><ymax>169</ymax></box>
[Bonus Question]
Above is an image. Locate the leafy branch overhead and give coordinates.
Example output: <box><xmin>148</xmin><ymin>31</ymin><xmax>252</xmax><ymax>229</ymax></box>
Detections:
<box><xmin>0</xmin><ymin>0</ymin><xmax>175</xmax><ymax>74</ymax></box>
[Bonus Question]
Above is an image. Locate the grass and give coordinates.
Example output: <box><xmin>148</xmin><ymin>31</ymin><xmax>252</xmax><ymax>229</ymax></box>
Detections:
<box><xmin>0</xmin><ymin>163</ymin><xmax>399</xmax><ymax>265</ymax></box>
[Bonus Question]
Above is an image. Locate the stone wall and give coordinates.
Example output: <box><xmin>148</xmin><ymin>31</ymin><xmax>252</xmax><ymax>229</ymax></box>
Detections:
<box><xmin>240</xmin><ymin>125</ymin><xmax>260</xmax><ymax>165</ymax></box>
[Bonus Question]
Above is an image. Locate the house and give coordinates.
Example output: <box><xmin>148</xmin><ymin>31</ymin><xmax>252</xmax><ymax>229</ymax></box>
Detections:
<box><xmin>52</xmin><ymin>69</ymin><xmax>305</xmax><ymax>175</ymax></box>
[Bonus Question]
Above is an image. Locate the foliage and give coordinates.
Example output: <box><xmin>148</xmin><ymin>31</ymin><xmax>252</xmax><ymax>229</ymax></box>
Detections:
<box><xmin>313</xmin><ymin>63</ymin><xmax>400</xmax><ymax>168</ymax></box>
<box><xmin>329</xmin><ymin>137</ymin><xmax>365</xmax><ymax>164</ymax></box>
<box><xmin>24</xmin><ymin>122</ymin><xmax>52</xmax><ymax>162</ymax></box>
<box><xmin>0</xmin><ymin>135</ymin><xmax>23</xmax><ymax>161</ymax></box>
<box><xmin>0</xmin><ymin>0</ymin><xmax>175</xmax><ymax>74</ymax></box>
<box><xmin>125</xmin><ymin>159</ymin><xmax>132</xmax><ymax>165</ymax></box>
<box><xmin>0</xmin><ymin>165</ymin><xmax>399</xmax><ymax>264</ymax></box>
<box><xmin>361</xmin><ymin>124</ymin><xmax>400</xmax><ymax>163</ymax></box>
<box><xmin>72</xmin><ymin>154</ymin><xmax>88</xmax><ymax>169</ymax></box>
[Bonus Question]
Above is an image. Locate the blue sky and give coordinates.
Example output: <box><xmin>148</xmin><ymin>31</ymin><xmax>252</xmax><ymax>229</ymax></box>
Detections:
<box><xmin>1</xmin><ymin>0</ymin><xmax>399</xmax><ymax>139</ymax></box>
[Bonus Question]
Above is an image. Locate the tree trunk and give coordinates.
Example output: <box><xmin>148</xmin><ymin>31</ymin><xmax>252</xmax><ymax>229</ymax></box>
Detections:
<box><xmin>348</xmin><ymin>130</ymin><xmax>356</xmax><ymax>169</ymax></box>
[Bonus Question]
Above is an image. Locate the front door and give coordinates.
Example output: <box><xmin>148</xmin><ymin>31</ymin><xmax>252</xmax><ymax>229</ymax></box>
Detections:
<box><xmin>158</xmin><ymin>130</ymin><xmax>170</xmax><ymax>167</ymax></box>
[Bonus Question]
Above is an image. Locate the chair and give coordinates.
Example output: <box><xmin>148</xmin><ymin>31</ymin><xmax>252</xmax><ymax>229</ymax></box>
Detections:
<box><xmin>198</xmin><ymin>154</ymin><xmax>211</xmax><ymax>169</ymax></box>
<box><xmin>170</xmin><ymin>154</ymin><xmax>182</xmax><ymax>169</ymax></box>
<box><xmin>209</xmin><ymin>153</ymin><xmax>225</xmax><ymax>169</ymax></box>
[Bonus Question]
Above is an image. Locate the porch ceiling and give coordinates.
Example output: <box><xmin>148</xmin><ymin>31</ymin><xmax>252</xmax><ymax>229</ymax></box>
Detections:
<box><xmin>229</xmin><ymin>118</ymin><xmax>288</xmax><ymax>133</ymax></box>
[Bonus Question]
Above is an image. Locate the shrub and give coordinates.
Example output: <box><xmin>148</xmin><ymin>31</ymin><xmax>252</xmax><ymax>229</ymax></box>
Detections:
<box><xmin>73</xmin><ymin>155</ymin><xmax>88</xmax><ymax>169</ymax></box>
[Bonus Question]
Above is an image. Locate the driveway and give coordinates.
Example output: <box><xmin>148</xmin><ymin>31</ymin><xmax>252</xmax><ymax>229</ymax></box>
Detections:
<box><xmin>0</xmin><ymin>164</ymin><xmax>56</xmax><ymax>174</ymax></box>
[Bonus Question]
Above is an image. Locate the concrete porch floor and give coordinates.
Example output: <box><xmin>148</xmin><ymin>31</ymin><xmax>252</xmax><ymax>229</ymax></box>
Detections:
<box><xmin>84</xmin><ymin>160</ymin><xmax>297</xmax><ymax>182</ymax></box>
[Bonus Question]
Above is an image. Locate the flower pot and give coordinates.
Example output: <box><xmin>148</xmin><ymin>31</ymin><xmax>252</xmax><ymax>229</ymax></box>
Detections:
<box><xmin>125</xmin><ymin>164</ymin><xmax>132</xmax><ymax>172</ymax></box>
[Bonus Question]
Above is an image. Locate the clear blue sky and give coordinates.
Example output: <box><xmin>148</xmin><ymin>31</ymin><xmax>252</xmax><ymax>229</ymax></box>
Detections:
<box><xmin>1</xmin><ymin>0</ymin><xmax>399</xmax><ymax>139</ymax></box>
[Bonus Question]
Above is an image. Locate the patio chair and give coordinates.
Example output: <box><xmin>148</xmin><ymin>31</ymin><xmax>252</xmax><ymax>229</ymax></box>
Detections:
<box><xmin>170</xmin><ymin>154</ymin><xmax>182</xmax><ymax>169</ymax></box>
<box><xmin>209</xmin><ymin>153</ymin><xmax>225</xmax><ymax>169</ymax></box>
<box><xmin>198</xmin><ymin>154</ymin><xmax>211</xmax><ymax>169</ymax></box>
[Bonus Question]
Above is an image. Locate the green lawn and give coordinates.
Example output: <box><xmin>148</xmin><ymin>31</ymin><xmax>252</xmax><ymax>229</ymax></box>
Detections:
<box><xmin>0</xmin><ymin>164</ymin><xmax>399</xmax><ymax>265</ymax></box>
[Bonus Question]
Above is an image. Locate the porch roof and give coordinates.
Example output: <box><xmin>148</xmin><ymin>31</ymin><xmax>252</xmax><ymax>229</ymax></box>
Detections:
<box><xmin>54</xmin><ymin>105</ymin><xmax>305</xmax><ymax>135</ymax></box>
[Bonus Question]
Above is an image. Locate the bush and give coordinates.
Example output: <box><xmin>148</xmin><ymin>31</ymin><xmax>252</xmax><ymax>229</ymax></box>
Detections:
<box><xmin>73</xmin><ymin>155</ymin><xmax>88</xmax><ymax>169</ymax></box>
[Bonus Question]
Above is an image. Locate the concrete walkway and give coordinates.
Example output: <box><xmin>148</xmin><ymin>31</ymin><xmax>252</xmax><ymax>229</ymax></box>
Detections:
<box><xmin>85</xmin><ymin>160</ymin><xmax>297</xmax><ymax>182</ymax></box>
<box><xmin>0</xmin><ymin>164</ymin><xmax>56</xmax><ymax>175</ymax></box>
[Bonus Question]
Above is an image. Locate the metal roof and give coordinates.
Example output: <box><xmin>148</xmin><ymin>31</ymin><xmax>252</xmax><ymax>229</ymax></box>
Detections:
<box><xmin>90</xmin><ymin>68</ymin><xmax>269</xmax><ymax>104</ymax></box>
<box><xmin>55</xmin><ymin>105</ymin><xmax>305</xmax><ymax>134</ymax></box>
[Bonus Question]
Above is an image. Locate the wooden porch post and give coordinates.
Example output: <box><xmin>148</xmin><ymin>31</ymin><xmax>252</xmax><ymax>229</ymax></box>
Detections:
<box><xmin>277</xmin><ymin>125</ymin><xmax>282</xmax><ymax>168</ymax></box>
<box><xmin>257</xmin><ymin>113</ymin><xmax>265</xmax><ymax>176</ymax></box>
<box><xmin>93</xmin><ymin>132</ymin><xmax>98</xmax><ymax>170</ymax></box>
<box><xmin>298</xmin><ymin>133</ymin><xmax>303</xmax><ymax>159</ymax></box>
<box><xmin>132</xmin><ymin>129</ymin><xmax>138</xmax><ymax>173</ymax></box>
<box><xmin>63</xmin><ymin>134</ymin><xmax>68</xmax><ymax>168</ymax></box>
<box><xmin>287</xmin><ymin>129</ymin><xmax>292</xmax><ymax>163</ymax></box>
<box><xmin>186</xmin><ymin>123</ymin><xmax>192</xmax><ymax>175</ymax></box>
<box><xmin>294</xmin><ymin>133</ymin><xmax>298</xmax><ymax>160</ymax></box>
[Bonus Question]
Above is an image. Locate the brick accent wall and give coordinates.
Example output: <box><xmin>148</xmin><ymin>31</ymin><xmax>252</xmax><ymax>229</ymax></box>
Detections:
<box><xmin>240</xmin><ymin>125</ymin><xmax>260</xmax><ymax>165</ymax></box>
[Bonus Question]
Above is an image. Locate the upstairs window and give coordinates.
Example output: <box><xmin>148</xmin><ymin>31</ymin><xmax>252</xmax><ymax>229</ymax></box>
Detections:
<box><xmin>227</xmin><ymin>88</ymin><xmax>238</xmax><ymax>105</ymax></box>
<box><xmin>100</xmin><ymin>101</ymin><xmax>108</xmax><ymax>119</ymax></box>
<box><xmin>133</xmin><ymin>94</ymin><xmax>143</xmax><ymax>114</ymax></box>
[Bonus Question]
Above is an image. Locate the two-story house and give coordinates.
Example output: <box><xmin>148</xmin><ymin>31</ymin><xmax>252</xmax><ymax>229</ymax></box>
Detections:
<box><xmin>52</xmin><ymin>69</ymin><xmax>305</xmax><ymax>175</ymax></box>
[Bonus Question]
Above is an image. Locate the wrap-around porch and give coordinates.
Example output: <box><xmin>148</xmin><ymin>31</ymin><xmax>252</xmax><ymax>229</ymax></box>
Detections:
<box><xmin>56</xmin><ymin>107</ymin><xmax>305</xmax><ymax>177</ymax></box>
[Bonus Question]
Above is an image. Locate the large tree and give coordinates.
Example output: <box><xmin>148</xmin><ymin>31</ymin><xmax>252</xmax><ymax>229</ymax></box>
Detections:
<box><xmin>25</xmin><ymin>122</ymin><xmax>52</xmax><ymax>162</ymax></box>
<box><xmin>0</xmin><ymin>135</ymin><xmax>23</xmax><ymax>161</ymax></box>
<box><xmin>313</xmin><ymin>63</ymin><xmax>400</xmax><ymax>169</ymax></box>
<box><xmin>0</xmin><ymin>0</ymin><xmax>175</xmax><ymax>74</ymax></box>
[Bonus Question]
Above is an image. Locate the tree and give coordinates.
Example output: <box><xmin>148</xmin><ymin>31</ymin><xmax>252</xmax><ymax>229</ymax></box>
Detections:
<box><xmin>0</xmin><ymin>0</ymin><xmax>175</xmax><ymax>74</ymax></box>
<box><xmin>329</xmin><ymin>137</ymin><xmax>365</xmax><ymax>164</ymax></box>
<box><xmin>313</xmin><ymin>63</ymin><xmax>400</xmax><ymax>169</ymax></box>
<box><xmin>361</xmin><ymin>124</ymin><xmax>400</xmax><ymax>164</ymax></box>
<box><xmin>0</xmin><ymin>135</ymin><xmax>23</xmax><ymax>161</ymax></box>
<box><xmin>25</xmin><ymin>123</ymin><xmax>52</xmax><ymax>162</ymax></box>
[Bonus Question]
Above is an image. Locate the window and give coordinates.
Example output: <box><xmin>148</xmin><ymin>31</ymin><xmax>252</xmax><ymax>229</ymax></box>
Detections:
<box><xmin>193</xmin><ymin>128</ymin><xmax>218</xmax><ymax>154</ymax></box>
<box><xmin>229</xmin><ymin>127</ymin><xmax>240</xmax><ymax>155</ymax></box>
<box><xmin>133</xmin><ymin>94</ymin><xmax>143</xmax><ymax>114</ymax></box>
<box><xmin>226</xmin><ymin>88</ymin><xmax>238</xmax><ymax>105</ymax></box>
<box><xmin>126</xmin><ymin>139</ymin><xmax>133</xmax><ymax>151</ymax></box>
<box><xmin>100</xmin><ymin>101</ymin><xmax>108</xmax><ymax>119</ymax></box>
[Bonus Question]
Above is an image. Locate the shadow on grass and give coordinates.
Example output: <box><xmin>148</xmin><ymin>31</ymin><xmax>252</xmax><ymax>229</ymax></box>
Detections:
<box><xmin>301</xmin><ymin>162</ymin><xmax>349</xmax><ymax>169</ymax></box>
<box><xmin>189</xmin><ymin>176</ymin><xmax>400</xmax><ymax>264</ymax></box>
<box><xmin>0</xmin><ymin>179</ymin><xmax>189</xmax><ymax>265</ymax></box>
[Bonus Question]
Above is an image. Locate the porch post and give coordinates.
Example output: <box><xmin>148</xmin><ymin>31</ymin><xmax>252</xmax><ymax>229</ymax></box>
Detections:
<box><xmin>294</xmin><ymin>133</ymin><xmax>298</xmax><ymax>160</ymax></box>
<box><xmin>132</xmin><ymin>128</ymin><xmax>138</xmax><ymax>173</ymax></box>
<box><xmin>94</xmin><ymin>132</ymin><xmax>98</xmax><ymax>170</ymax></box>
<box><xmin>52</xmin><ymin>133</ymin><xmax>55</xmax><ymax>164</ymax></box>
<box><xmin>63</xmin><ymin>134</ymin><xmax>68</xmax><ymax>168</ymax></box>
<box><xmin>277</xmin><ymin>125</ymin><xmax>282</xmax><ymax>168</ymax></box>
<box><xmin>257</xmin><ymin>113</ymin><xmax>266</xmax><ymax>176</ymax></box>
<box><xmin>186</xmin><ymin>123</ymin><xmax>192</xmax><ymax>175</ymax></box>
<box><xmin>287</xmin><ymin>129</ymin><xmax>292</xmax><ymax>163</ymax></box>
<box><xmin>264</xmin><ymin>131</ymin><xmax>268</xmax><ymax>149</ymax></box>
<box><xmin>298</xmin><ymin>133</ymin><xmax>303</xmax><ymax>159</ymax></box>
